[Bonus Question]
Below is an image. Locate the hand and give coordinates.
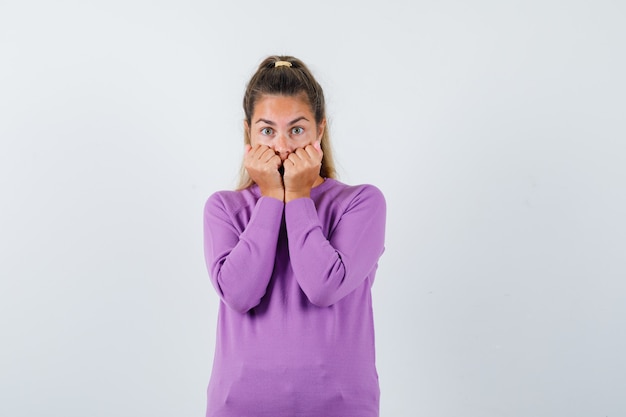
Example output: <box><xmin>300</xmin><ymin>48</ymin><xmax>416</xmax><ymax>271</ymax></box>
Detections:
<box><xmin>244</xmin><ymin>144</ymin><xmax>284</xmax><ymax>201</ymax></box>
<box><xmin>283</xmin><ymin>141</ymin><xmax>323</xmax><ymax>202</ymax></box>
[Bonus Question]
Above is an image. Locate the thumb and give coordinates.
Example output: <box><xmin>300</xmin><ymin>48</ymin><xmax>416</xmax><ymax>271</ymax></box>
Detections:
<box><xmin>244</xmin><ymin>144</ymin><xmax>252</xmax><ymax>154</ymax></box>
<box><xmin>314</xmin><ymin>140</ymin><xmax>322</xmax><ymax>153</ymax></box>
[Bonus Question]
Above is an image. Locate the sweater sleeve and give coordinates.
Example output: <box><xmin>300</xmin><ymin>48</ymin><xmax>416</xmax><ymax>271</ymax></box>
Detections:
<box><xmin>284</xmin><ymin>185</ymin><xmax>386</xmax><ymax>307</ymax></box>
<box><xmin>203</xmin><ymin>193</ymin><xmax>284</xmax><ymax>313</ymax></box>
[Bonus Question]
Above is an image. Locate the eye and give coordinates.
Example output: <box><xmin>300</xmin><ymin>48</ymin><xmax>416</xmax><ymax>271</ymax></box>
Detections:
<box><xmin>291</xmin><ymin>127</ymin><xmax>304</xmax><ymax>135</ymax></box>
<box><xmin>261</xmin><ymin>127</ymin><xmax>273</xmax><ymax>135</ymax></box>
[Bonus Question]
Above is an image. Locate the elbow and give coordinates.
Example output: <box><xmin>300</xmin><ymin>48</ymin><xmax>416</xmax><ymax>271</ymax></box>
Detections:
<box><xmin>221</xmin><ymin>291</ymin><xmax>263</xmax><ymax>314</ymax></box>
<box><xmin>224</xmin><ymin>298</ymin><xmax>258</xmax><ymax>314</ymax></box>
<box><xmin>303</xmin><ymin>285</ymin><xmax>341</xmax><ymax>308</ymax></box>
<box><xmin>300</xmin><ymin>264</ymin><xmax>347</xmax><ymax>307</ymax></box>
<box><xmin>215</xmin><ymin>276</ymin><xmax>265</xmax><ymax>314</ymax></box>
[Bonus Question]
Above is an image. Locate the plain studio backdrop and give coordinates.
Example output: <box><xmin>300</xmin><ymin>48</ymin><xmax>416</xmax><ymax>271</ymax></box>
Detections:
<box><xmin>1</xmin><ymin>1</ymin><xmax>625</xmax><ymax>416</ymax></box>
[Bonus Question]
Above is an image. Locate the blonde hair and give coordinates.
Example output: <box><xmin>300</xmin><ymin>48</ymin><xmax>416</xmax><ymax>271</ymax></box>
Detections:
<box><xmin>237</xmin><ymin>55</ymin><xmax>337</xmax><ymax>190</ymax></box>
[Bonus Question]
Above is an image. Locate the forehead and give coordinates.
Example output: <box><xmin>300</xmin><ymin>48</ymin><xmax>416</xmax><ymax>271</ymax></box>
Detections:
<box><xmin>252</xmin><ymin>94</ymin><xmax>314</xmax><ymax>121</ymax></box>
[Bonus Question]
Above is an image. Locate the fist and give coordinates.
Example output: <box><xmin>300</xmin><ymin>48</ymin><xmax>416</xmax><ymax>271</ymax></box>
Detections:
<box><xmin>244</xmin><ymin>144</ymin><xmax>284</xmax><ymax>200</ymax></box>
<box><xmin>283</xmin><ymin>141</ymin><xmax>323</xmax><ymax>201</ymax></box>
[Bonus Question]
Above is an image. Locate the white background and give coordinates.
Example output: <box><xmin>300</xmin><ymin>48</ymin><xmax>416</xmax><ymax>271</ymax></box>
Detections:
<box><xmin>1</xmin><ymin>1</ymin><xmax>625</xmax><ymax>416</ymax></box>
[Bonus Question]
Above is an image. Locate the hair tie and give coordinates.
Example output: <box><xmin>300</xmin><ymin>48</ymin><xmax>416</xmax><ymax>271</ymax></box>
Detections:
<box><xmin>274</xmin><ymin>61</ymin><xmax>292</xmax><ymax>68</ymax></box>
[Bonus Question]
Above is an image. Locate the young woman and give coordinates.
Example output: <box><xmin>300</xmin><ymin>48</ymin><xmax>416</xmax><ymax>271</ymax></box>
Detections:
<box><xmin>203</xmin><ymin>55</ymin><xmax>386</xmax><ymax>417</ymax></box>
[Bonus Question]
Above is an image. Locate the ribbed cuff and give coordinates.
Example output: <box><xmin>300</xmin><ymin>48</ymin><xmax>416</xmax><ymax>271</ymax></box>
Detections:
<box><xmin>248</xmin><ymin>196</ymin><xmax>284</xmax><ymax>231</ymax></box>
<box><xmin>284</xmin><ymin>197</ymin><xmax>319</xmax><ymax>231</ymax></box>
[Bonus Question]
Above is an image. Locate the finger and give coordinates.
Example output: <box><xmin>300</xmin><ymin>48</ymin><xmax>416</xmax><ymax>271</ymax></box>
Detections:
<box><xmin>286</xmin><ymin>152</ymin><xmax>301</xmax><ymax>166</ymax></box>
<box><xmin>269</xmin><ymin>154</ymin><xmax>283</xmax><ymax>168</ymax></box>
<box><xmin>260</xmin><ymin>148</ymin><xmax>281</xmax><ymax>164</ymax></box>
<box><xmin>246</xmin><ymin>144</ymin><xmax>263</xmax><ymax>160</ymax></box>
<box><xmin>299</xmin><ymin>145</ymin><xmax>323</xmax><ymax>162</ymax></box>
<box><xmin>282</xmin><ymin>156</ymin><xmax>297</xmax><ymax>172</ymax></box>
<box><xmin>248</xmin><ymin>145</ymin><xmax>270</xmax><ymax>161</ymax></box>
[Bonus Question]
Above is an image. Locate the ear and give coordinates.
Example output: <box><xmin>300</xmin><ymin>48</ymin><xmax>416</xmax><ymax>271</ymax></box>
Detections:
<box><xmin>317</xmin><ymin>118</ymin><xmax>326</xmax><ymax>141</ymax></box>
<box><xmin>243</xmin><ymin>119</ymin><xmax>251</xmax><ymax>145</ymax></box>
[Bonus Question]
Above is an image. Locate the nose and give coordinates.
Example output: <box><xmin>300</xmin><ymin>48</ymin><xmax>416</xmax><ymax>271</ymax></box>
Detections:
<box><xmin>274</xmin><ymin>134</ymin><xmax>290</xmax><ymax>159</ymax></box>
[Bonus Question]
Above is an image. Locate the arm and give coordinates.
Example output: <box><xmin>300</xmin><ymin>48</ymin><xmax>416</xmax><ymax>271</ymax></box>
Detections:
<box><xmin>203</xmin><ymin>193</ymin><xmax>284</xmax><ymax>313</ymax></box>
<box><xmin>285</xmin><ymin>185</ymin><xmax>386</xmax><ymax>307</ymax></box>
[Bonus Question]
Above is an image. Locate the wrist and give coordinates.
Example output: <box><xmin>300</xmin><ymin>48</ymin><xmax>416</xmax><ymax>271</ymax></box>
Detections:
<box><xmin>260</xmin><ymin>187</ymin><xmax>285</xmax><ymax>202</ymax></box>
<box><xmin>285</xmin><ymin>190</ymin><xmax>310</xmax><ymax>203</ymax></box>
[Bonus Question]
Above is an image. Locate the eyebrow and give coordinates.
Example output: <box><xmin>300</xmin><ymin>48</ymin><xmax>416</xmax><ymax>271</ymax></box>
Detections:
<box><xmin>255</xmin><ymin>116</ymin><xmax>310</xmax><ymax>125</ymax></box>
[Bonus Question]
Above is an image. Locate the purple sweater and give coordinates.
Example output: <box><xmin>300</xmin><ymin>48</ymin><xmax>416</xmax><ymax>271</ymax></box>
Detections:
<box><xmin>203</xmin><ymin>178</ymin><xmax>386</xmax><ymax>417</ymax></box>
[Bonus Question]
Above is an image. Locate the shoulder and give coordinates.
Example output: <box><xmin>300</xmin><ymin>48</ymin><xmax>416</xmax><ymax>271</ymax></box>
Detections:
<box><xmin>324</xmin><ymin>178</ymin><xmax>384</xmax><ymax>201</ymax></box>
<box><xmin>204</xmin><ymin>187</ymin><xmax>260</xmax><ymax>217</ymax></box>
<box><xmin>316</xmin><ymin>179</ymin><xmax>386</xmax><ymax>213</ymax></box>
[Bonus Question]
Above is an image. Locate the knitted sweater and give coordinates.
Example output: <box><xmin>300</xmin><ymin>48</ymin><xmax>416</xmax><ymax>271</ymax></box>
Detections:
<box><xmin>203</xmin><ymin>178</ymin><xmax>386</xmax><ymax>417</ymax></box>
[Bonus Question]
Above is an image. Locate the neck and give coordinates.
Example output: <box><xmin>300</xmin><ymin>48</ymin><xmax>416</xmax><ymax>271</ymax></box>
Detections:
<box><xmin>312</xmin><ymin>176</ymin><xmax>325</xmax><ymax>188</ymax></box>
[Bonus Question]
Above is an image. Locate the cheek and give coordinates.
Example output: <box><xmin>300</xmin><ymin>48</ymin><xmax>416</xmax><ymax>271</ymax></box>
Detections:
<box><xmin>303</xmin><ymin>132</ymin><xmax>317</xmax><ymax>146</ymax></box>
<box><xmin>250</xmin><ymin>134</ymin><xmax>268</xmax><ymax>147</ymax></box>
